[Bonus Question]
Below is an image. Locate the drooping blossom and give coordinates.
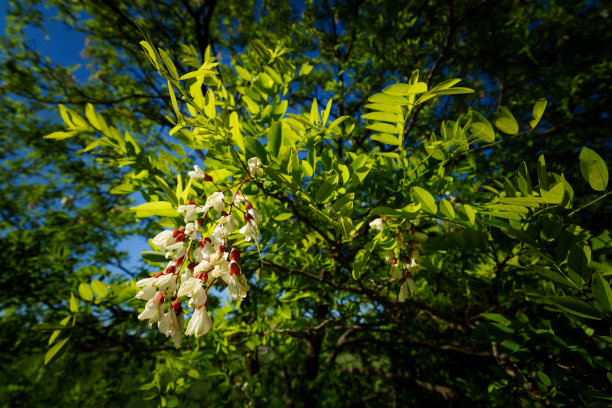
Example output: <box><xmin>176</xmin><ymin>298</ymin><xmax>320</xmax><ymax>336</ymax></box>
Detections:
<box><xmin>185</xmin><ymin>306</ymin><xmax>212</xmax><ymax>338</ymax></box>
<box><xmin>247</xmin><ymin>157</ymin><xmax>263</xmax><ymax>177</ymax></box>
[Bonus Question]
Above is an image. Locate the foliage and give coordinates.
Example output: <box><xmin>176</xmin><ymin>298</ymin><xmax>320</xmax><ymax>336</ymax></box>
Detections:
<box><xmin>1</xmin><ymin>1</ymin><xmax>611</xmax><ymax>407</ymax></box>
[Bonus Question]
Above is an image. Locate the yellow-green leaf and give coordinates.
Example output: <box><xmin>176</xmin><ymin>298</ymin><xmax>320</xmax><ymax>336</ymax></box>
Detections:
<box><xmin>44</xmin><ymin>337</ymin><xmax>70</xmax><ymax>365</ymax></box>
<box><xmin>130</xmin><ymin>201</ymin><xmax>178</xmax><ymax>218</ymax></box>
<box><xmin>78</xmin><ymin>283</ymin><xmax>93</xmax><ymax>302</ymax></box>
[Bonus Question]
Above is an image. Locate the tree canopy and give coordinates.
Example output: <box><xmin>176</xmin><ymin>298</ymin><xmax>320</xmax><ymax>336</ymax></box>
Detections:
<box><xmin>1</xmin><ymin>1</ymin><xmax>611</xmax><ymax>407</ymax></box>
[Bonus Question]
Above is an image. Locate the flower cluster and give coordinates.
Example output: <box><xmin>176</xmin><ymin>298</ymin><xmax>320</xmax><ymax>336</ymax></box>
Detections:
<box><xmin>372</xmin><ymin>217</ymin><xmax>426</xmax><ymax>302</ymax></box>
<box><xmin>135</xmin><ymin>159</ymin><xmax>263</xmax><ymax>348</ymax></box>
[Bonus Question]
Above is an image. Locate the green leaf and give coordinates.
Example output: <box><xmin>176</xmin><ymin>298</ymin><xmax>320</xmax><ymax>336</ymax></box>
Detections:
<box><xmin>549</xmin><ymin>296</ymin><xmax>601</xmax><ymax>320</ymax></box>
<box><xmin>158</xmin><ymin>48</ymin><xmax>178</xmax><ymax>79</ymax></box>
<box><xmin>592</xmin><ymin>272</ymin><xmax>612</xmax><ymax>314</ymax></box>
<box><xmin>91</xmin><ymin>280</ymin><xmax>108</xmax><ymax>298</ymax></box>
<box><xmin>69</xmin><ymin>292</ymin><xmax>79</xmax><ymax>313</ymax></box>
<box><xmin>495</xmin><ymin>106</ymin><xmax>519</xmax><ymax>135</ymax></box>
<box><xmin>410</xmin><ymin>186</ymin><xmax>437</xmax><ymax>214</ymax></box>
<box><xmin>472</xmin><ymin>322</ymin><xmax>514</xmax><ymax>342</ymax></box>
<box><xmin>362</xmin><ymin>111</ymin><xmax>403</xmax><ymax>123</ymax></box>
<box><xmin>530</xmin><ymin>98</ymin><xmax>547</xmax><ymax>128</ymax></box>
<box><xmin>43</xmin><ymin>130</ymin><xmax>79</xmax><ymax>140</ymax></box>
<box><xmin>78</xmin><ymin>283</ymin><xmax>93</xmax><ymax>302</ymax></box>
<box><xmin>366</xmin><ymin>122</ymin><xmax>398</xmax><ymax>134</ymax></box>
<box><xmin>371</xmin><ymin>133</ymin><xmax>400</xmax><ymax>145</ymax></box>
<box><xmin>517</xmin><ymin>162</ymin><xmax>533</xmax><ymax>196</ymax></box>
<box><xmin>580</xmin><ymin>147</ymin><xmax>609</xmax><ymax>191</ymax></box>
<box><xmin>268</xmin><ymin>121</ymin><xmax>283</xmax><ymax>157</ymax></box>
<box><xmin>352</xmin><ymin>240</ymin><xmax>377</xmax><ymax>280</ymax></box>
<box><xmin>235</xmin><ymin>65</ymin><xmax>251</xmax><ymax>82</ymax></box>
<box><xmin>367</xmin><ymin>93</ymin><xmax>409</xmax><ymax>105</ymax></box>
<box><xmin>310</xmin><ymin>98</ymin><xmax>320</xmax><ymax>125</ymax></box>
<box><xmin>315</xmin><ymin>180</ymin><xmax>336</xmax><ymax>203</ymax></box>
<box><xmin>537</xmin><ymin>154</ymin><xmax>549</xmax><ymax>191</ymax></box>
<box><xmin>365</xmin><ymin>103</ymin><xmax>402</xmax><ymax>114</ymax></box>
<box><xmin>322</xmin><ymin>99</ymin><xmax>332</xmax><ymax>126</ymax></box>
<box><xmin>383</xmin><ymin>82</ymin><xmax>427</xmax><ymax>95</ymax></box>
<box><xmin>130</xmin><ymin>201</ymin><xmax>178</xmax><ymax>218</ymax></box>
<box><xmin>244</xmin><ymin>138</ymin><xmax>268</xmax><ymax>164</ymax></box>
<box><xmin>462</xmin><ymin>204</ymin><xmax>476</xmax><ymax>225</ymax></box>
<box><xmin>439</xmin><ymin>199</ymin><xmax>455</xmax><ymax>219</ymax></box>
<box><xmin>541</xmin><ymin>181</ymin><xmax>565</xmax><ymax>204</ymax></box>
<box><xmin>274</xmin><ymin>212</ymin><xmax>293</xmax><ymax>221</ymax></box>
<box><xmin>481</xmin><ymin>313</ymin><xmax>512</xmax><ymax>326</ymax></box>
<box><xmin>45</xmin><ymin>337</ymin><xmax>70</xmax><ymax>365</ymax></box>
<box><xmin>470</xmin><ymin>111</ymin><xmax>495</xmax><ymax>143</ymax></box>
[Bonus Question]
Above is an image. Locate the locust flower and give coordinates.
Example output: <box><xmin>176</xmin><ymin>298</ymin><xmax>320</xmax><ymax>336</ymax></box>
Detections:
<box><xmin>158</xmin><ymin>301</ymin><xmax>184</xmax><ymax>348</ymax></box>
<box><xmin>215</xmin><ymin>213</ymin><xmax>238</xmax><ymax>238</ymax></box>
<box><xmin>204</xmin><ymin>192</ymin><xmax>225</xmax><ymax>213</ymax></box>
<box><xmin>177</xmin><ymin>202</ymin><xmax>204</xmax><ymax>223</ymax></box>
<box><xmin>185</xmin><ymin>306</ymin><xmax>212</xmax><ymax>338</ymax></box>
<box><xmin>248</xmin><ymin>157</ymin><xmax>263</xmax><ymax>177</ymax></box>
<box><xmin>188</xmin><ymin>165</ymin><xmax>206</xmax><ymax>180</ymax></box>
<box><xmin>369</xmin><ymin>218</ymin><xmax>384</xmax><ymax>231</ymax></box>
<box><xmin>138</xmin><ymin>291</ymin><xmax>165</xmax><ymax>323</ymax></box>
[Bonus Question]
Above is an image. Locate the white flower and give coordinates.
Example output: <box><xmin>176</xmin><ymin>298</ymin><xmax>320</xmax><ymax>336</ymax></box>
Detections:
<box><xmin>185</xmin><ymin>221</ymin><xmax>200</xmax><ymax>238</ymax></box>
<box><xmin>247</xmin><ymin>207</ymin><xmax>261</xmax><ymax>225</ymax></box>
<box><xmin>247</xmin><ymin>157</ymin><xmax>263</xmax><ymax>177</ymax></box>
<box><xmin>138</xmin><ymin>292</ymin><xmax>165</xmax><ymax>323</ymax></box>
<box><xmin>158</xmin><ymin>306</ymin><xmax>184</xmax><ymax>349</ymax></box>
<box><xmin>369</xmin><ymin>218</ymin><xmax>384</xmax><ymax>231</ymax></box>
<box><xmin>239</xmin><ymin>220</ymin><xmax>259</xmax><ymax>241</ymax></box>
<box><xmin>404</xmin><ymin>257</ymin><xmax>419</xmax><ymax>272</ymax></box>
<box><xmin>211</xmin><ymin>260</ymin><xmax>229</xmax><ymax>279</ymax></box>
<box><xmin>188</xmin><ymin>165</ymin><xmax>206</xmax><ymax>180</ymax></box>
<box><xmin>185</xmin><ymin>307</ymin><xmax>212</xmax><ymax>338</ymax></box>
<box><xmin>157</xmin><ymin>274</ymin><xmax>177</xmax><ymax>294</ymax></box>
<box><xmin>177</xmin><ymin>277</ymin><xmax>203</xmax><ymax>298</ymax></box>
<box><xmin>193</xmin><ymin>239</ymin><xmax>215</xmax><ymax>262</ymax></box>
<box><xmin>209</xmin><ymin>232</ymin><xmax>223</xmax><ymax>246</ymax></box>
<box><xmin>188</xmin><ymin>286</ymin><xmax>207</xmax><ymax>308</ymax></box>
<box><xmin>177</xmin><ymin>203</ymin><xmax>204</xmax><ymax>223</ymax></box>
<box><xmin>152</xmin><ymin>230</ymin><xmax>178</xmax><ymax>251</ymax></box>
<box><xmin>227</xmin><ymin>273</ymin><xmax>250</xmax><ymax>301</ymax></box>
<box><xmin>204</xmin><ymin>192</ymin><xmax>225</xmax><ymax>213</ymax></box>
<box><xmin>135</xmin><ymin>284</ymin><xmax>157</xmax><ymax>301</ymax></box>
<box><xmin>214</xmin><ymin>214</ymin><xmax>238</xmax><ymax>238</ymax></box>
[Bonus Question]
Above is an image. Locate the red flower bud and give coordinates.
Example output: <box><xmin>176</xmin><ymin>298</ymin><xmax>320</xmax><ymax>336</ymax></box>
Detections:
<box><xmin>391</xmin><ymin>258</ymin><xmax>397</xmax><ymax>265</ymax></box>
<box><xmin>229</xmin><ymin>261</ymin><xmax>241</xmax><ymax>276</ymax></box>
<box><xmin>165</xmin><ymin>265</ymin><xmax>176</xmax><ymax>275</ymax></box>
<box><xmin>195</xmin><ymin>271</ymin><xmax>208</xmax><ymax>282</ymax></box>
<box><xmin>154</xmin><ymin>291</ymin><xmax>164</xmax><ymax>304</ymax></box>
<box><xmin>230</xmin><ymin>248</ymin><xmax>240</xmax><ymax>262</ymax></box>
<box><xmin>406</xmin><ymin>272</ymin><xmax>413</xmax><ymax>280</ymax></box>
<box><xmin>188</xmin><ymin>201</ymin><xmax>196</xmax><ymax>205</ymax></box>
<box><xmin>244</xmin><ymin>213</ymin><xmax>254</xmax><ymax>222</ymax></box>
<box><xmin>171</xmin><ymin>299</ymin><xmax>182</xmax><ymax>314</ymax></box>
<box><xmin>198</xmin><ymin>218</ymin><xmax>205</xmax><ymax>226</ymax></box>
<box><xmin>217</xmin><ymin>245</ymin><xmax>227</xmax><ymax>253</ymax></box>
<box><xmin>175</xmin><ymin>233</ymin><xmax>186</xmax><ymax>242</ymax></box>
<box><xmin>221</xmin><ymin>210</ymin><xmax>228</xmax><ymax>217</ymax></box>
<box><xmin>245</xmin><ymin>202</ymin><xmax>253</xmax><ymax>211</ymax></box>
<box><xmin>152</xmin><ymin>272</ymin><xmax>162</xmax><ymax>278</ymax></box>
<box><xmin>204</xmin><ymin>174</ymin><xmax>212</xmax><ymax>182</ymax></box>
<box><xmin>172</xmin><ymin>229</ymin><xmax>180</xmax><ymax>238</ymax></box>
<box><xmin>188</xmin><ymin>262</ymin><xmax>197</xmax><ymax>270</ymax></box>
